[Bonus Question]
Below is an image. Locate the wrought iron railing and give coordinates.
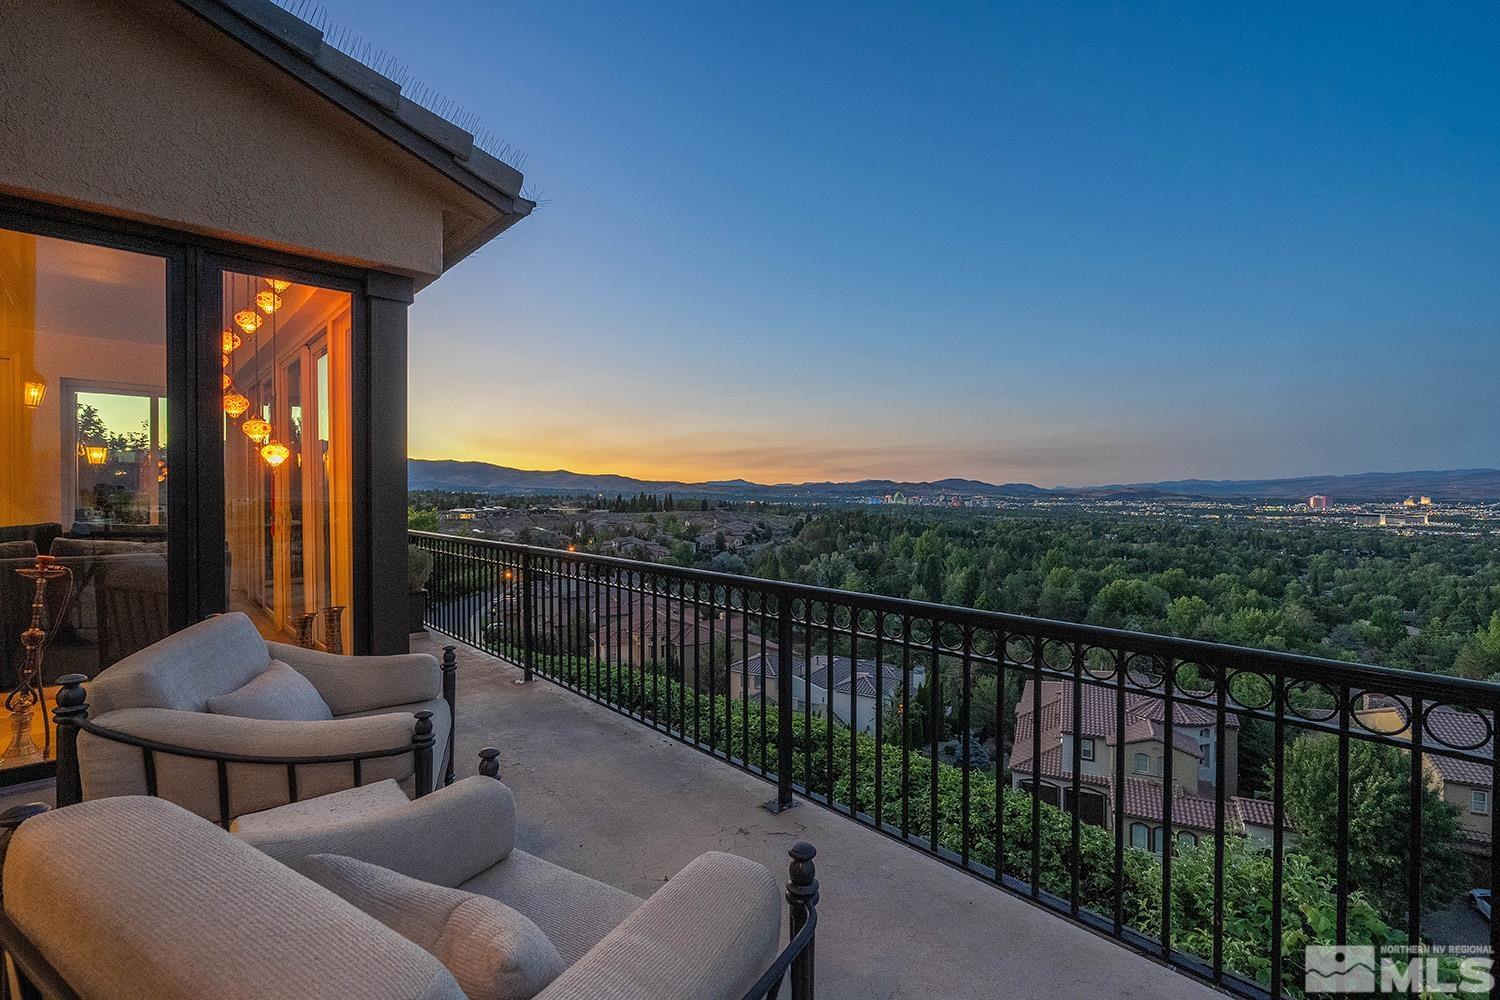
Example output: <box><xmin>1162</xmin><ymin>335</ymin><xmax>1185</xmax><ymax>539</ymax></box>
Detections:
<box><xmin>411</xmin><ymin>529</ymin><xmax>1500</xmax><ymax>999</ymax></box>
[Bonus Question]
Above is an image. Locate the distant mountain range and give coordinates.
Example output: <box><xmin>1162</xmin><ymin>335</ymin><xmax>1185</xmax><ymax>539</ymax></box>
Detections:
<box><xmin>409</xmin><ymin>459</ymin><xmax>1500</xmax><ymax>502</ymax></box>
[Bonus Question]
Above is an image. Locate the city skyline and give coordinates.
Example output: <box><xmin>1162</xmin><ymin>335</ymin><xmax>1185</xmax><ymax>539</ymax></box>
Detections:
<box><xmin>313</xmin><ymin>1</ymin><xmax>1498</xmax><ymax>486</ymax></box>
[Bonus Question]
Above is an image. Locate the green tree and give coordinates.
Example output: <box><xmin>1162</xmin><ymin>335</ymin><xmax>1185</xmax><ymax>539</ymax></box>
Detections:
<box><xmin>1283</xmin><ymin>734</ymin><xmax>1465</xmax><ymax>920</ymax></box>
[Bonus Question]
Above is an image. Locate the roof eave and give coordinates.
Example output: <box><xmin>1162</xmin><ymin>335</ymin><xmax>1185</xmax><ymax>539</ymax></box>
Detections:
<box><xmin>176</xmin><ymin>0</ymin><xmax>532</xmax><ymax>267</ymax></box>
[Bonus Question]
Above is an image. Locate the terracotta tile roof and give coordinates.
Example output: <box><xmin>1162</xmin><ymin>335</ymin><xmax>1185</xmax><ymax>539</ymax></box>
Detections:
<box><xmin>1010</xmin><ymin>679</ymin><xmax>1234</xmax><ymax>765</ymax></box>
<box><xmin>1355</xmin><ymin>700</ymin><xmax>1493</xmax><ymax>788</ymax></box>
<box><xmin>1009</xmin><ymin>753</ymin><xmax>1289</xmax><ymax>834</ymax></box>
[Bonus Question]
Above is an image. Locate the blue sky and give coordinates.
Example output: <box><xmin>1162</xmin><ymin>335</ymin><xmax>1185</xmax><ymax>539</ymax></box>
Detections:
<box><xmin>314</xmin><ymin>1</ymin><xmax>1498</xmax><ymax>486</ymax></box>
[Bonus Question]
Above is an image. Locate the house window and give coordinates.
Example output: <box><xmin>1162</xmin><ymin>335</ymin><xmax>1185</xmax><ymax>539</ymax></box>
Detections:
<box><xmin>1080</xmin><ymin>738</ymin><xmax>1096</xmax><ymax>762</ymax></box>
<box><xmin>1176</xmin><ymin>831</ymin><xmax>1198</xmax><ymax>849</ymax></box>
<box><xmin>1</xmin><ymin>228</ymin><xmax>170</xmax><ymax>776</ymax></box>
<box><xmin>1133</xmin><ymin>752</ymin><xmax>1152</xmax><ymax>774</ymax></box>
<box><xmin>1472</xmin><ymin>790</ymin><xmax>1490</xmax><ymax>815</ymax></box>
<box><xmin>1129</xmin><ymin>823</ymin><xmax>1151</xmax><ymax>850</ymax></box>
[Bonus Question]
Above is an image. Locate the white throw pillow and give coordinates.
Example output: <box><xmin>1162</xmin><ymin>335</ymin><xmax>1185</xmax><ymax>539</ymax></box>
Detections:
<box><xmin>206</xmin><ymin>660</ymin><xmax>333</xmax><ymax>721</ymax></box>
<box><xmin>296</xmin><ymin>853</ymin><xmax>565</xmax><ymax>1000</ymax></box>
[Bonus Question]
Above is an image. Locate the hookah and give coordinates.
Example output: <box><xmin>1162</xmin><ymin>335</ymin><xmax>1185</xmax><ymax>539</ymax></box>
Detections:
<box><xmin>5</xmin><ymin>554</ymin><xmax>73</xmax><ymax>761</ymax></box>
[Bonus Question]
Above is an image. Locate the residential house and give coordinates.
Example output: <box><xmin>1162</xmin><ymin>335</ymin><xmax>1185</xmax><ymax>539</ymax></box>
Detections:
<box><xmin>0</xmin><ymin>0</ymin><xmax>530</xmax><ymax>787</ymax></box>
<box><xmin>731</xmin><ymin>654</ymin><xmax>924</xmax><ymax>735</ymax></box>
<box><xmin>1008</xmin><ymin>680</ymin><xmax>1279</xmax><ymax>852</ymax></box>
<box><xmin>1355</xmin><ymin>697</ymin><xmax>1494</xmax><ymax>857</ymax></box>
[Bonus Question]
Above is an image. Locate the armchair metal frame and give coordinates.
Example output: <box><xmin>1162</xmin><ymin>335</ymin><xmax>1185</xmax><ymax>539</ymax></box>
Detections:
<box><xmin>48</xmin><ymin>643</ymin><xmax>459</xmax><ymax>827</ymax></box>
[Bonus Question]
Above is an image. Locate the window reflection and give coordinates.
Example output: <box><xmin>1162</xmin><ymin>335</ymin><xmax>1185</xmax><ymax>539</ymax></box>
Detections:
<box><xmin>221</xmin><ymin>271</ymin><xmax>352</xmax><ymax>652</ymax></box>
<box><xmin>0</xmin><ymin>228</ymin><xmax>169</xmax><ymax>770</ymax></box>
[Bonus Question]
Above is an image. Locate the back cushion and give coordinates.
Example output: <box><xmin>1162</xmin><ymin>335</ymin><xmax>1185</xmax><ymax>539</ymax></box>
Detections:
<box><xmin>207</xmin><ymin>661</ymin><xmax>333</xmax><ymax>721</ymax></box>
<box><xmin>87</xmin><ymin>612</ymin><xmax>270</xmax><ymax>715</ymax></box>
<box><xmin>3</xmin><ymin>797</ymin><xmax>464</xmax><ymax>1000</ymax></box>
<box><xmin>298</xmin><ymin>853</ymin><xmax>566</xmax><ymax>1000</ymax></box>
<box><xmin>0</xmin><ymin>540</ymin><xmax>38</xmax><ymax>561</ymax></box>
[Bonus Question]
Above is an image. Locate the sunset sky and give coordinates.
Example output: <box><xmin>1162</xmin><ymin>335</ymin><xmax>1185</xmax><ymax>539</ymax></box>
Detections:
<box><xmin>316</xmin><ymin>1</ymin><xmax>1498</xmax><ymax>487</ymax></box>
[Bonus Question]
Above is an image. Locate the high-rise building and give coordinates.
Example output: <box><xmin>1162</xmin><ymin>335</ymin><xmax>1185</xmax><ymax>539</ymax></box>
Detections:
<box><xmin>1308</xmin><ymin>495</ymin><xmax>1330</xmax><ymax>510</ymax></box>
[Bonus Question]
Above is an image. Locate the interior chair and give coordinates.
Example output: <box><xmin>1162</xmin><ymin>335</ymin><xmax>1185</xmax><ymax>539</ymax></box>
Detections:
<box><xmin>0</xmin><ymin>793</ymin><xmax>819</xmax><ymax>1000</ymax></box>
<box><xmin>54</xmin><ymin>612</ymin><xmax>456</xmax><ymax>825</ymax></box>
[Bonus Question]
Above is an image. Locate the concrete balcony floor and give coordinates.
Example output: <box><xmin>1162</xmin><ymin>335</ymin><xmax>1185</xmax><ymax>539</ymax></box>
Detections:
<box><xmin>425</xmin><ymin>634</ymin><xmax>1224</xmax><ymax>1000</ymax></box>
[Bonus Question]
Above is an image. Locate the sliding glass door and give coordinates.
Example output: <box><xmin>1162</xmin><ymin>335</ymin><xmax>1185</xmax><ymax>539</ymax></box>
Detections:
<box><xmin>0</xmin><ymin>227</ymin><xmax>170</xmax><ymax>774</ymax></box>
<box><xmin>221</xmin><ymin>270</ymin><xmax>353</xmax><ymax>652</ymax></box>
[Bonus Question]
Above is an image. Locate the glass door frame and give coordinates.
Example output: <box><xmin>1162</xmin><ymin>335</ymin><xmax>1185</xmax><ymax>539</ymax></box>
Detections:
<box><xmin>0</xmin><ymin>195</ymin><xmax>376</xmax><ymax>647</ymax></box>
<box><xmin>197</xmin><ymin>251</ymin><xmax>369</xmax><ymax>653</ymax></box>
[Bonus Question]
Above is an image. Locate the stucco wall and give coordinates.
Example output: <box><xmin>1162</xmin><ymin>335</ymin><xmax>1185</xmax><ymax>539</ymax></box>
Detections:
<box><xmin>0</xmin><ymin>0</ymin><xmax>475</xmax><ymax>280</ymax></box>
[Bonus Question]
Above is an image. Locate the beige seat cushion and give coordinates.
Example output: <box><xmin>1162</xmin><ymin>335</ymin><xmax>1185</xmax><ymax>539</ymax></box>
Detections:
<box><xmin>460</xmin><ymin>849</ymin><xmax>643</xmax><ymax>967</ymax></box>
<box><xmin>3</xmin><ymin>796</ymin><xmax>464</xmax><ymax>1000</ymax></box>
<box><xmin>299</xmin><ymin>853</ymin><xmax>566</xmax><ymax>1000</ymax></box>
<box><xmin>207</xmin><ymin>660</ymin><xmax>334</xmax><ymax>721</ymax></box>
<box><xmin>230</xmin><ymin>777</ymin><xmax>409</xmax><ymax>836</ymax></box>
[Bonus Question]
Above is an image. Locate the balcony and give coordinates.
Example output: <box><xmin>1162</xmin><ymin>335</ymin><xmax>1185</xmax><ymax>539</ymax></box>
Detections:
<box><xmin>414</xmin><ymin>632</ymin><xmax>1222</xmax><ymax>999</ymax></box>
<box><xmin>410</xmin><ymin>531</ymin><xmax>1500</xmax><ymax>999</ymax></box>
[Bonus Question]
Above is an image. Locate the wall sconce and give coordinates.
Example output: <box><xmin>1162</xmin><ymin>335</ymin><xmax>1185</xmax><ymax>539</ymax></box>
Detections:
<box><xmin>83</xmin><ymin>444</ymin><xmax>108</xmax><ymax>466</ymax></box>
<box><xmin>22</xmin><ymin>381</ymin><xmax>46</xmax><ymax>408</ymax></box>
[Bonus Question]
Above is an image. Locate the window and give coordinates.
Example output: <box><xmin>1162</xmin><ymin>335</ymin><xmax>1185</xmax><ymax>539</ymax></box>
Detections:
<box><xmin>1</xmin><ymin>228</ymin><xmax>169</xmax><ymax>774</ymax></box>
<box><xmin>1065</xmin><ymin>788</ymin><xmax>1108</xmax><ymax>827</ymax></box>
<box><xmin>222</xmin><ymin>270</ymin><xmax>352</xmax><ymax>651</ymax></box>
<box><xmin>1134</xmin><ymin>752</ymin><xmax>1152</xmax><ymax>774</ymax></box>
<box><xmin>1176</xmin><ymin>831</ymin><xmax>1198</xmax><ymax>849</ymax></box>
<box><xmin>1080</xmin><ymin>737</ymin><xmax>1096</xmax><ymax>762</ymax></box>
<box><xmin>1129</xmin><ymin>823</ymin><xmax>1151</xmax><ymax>850</ymax></box>
<box><xmin>1473</xmin><ymin>790</ymin><xmax>1490</xmax><ymax>815</ymax></box>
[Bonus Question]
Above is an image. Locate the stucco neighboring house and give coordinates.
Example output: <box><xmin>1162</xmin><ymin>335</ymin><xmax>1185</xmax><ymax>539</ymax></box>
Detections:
<box><xmin>1355</xmin><ymin>698</ymin><xmax>1493</xmax><ymax>856</ymax></box>
<box><xmin>731</xmin><ymin>654</ymin><xmax>924</xmax><ymax>735</ymax></box>
<box><xmin>1008</xmin><ymin>679</ymin><xmax>1281</xmax><ymax>853</ymax></box>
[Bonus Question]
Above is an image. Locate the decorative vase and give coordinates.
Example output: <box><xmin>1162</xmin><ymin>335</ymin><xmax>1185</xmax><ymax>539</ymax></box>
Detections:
<box><xmin>322</xmin><ymin>605</ymin><xmax>345</xmax><ymax>655</ymax></box>
<box><xmin>295</xmin><ymin>612</ymin><xmax>319</xmax><ymax>650</ymax></box>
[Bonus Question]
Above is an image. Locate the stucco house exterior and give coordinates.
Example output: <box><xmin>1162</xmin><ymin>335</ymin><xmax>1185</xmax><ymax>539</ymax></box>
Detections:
<box><xmin>1008</xmin><ymin>679</ymin><xmax>1282</xmax><ymax>852</ymax></box>
<box><xmin>0</xmin><ymin>0</ymin><xmax>531</xmax><ymax>787</ymax></box>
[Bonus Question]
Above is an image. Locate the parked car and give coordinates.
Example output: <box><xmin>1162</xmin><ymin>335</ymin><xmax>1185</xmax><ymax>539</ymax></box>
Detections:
<box><xmin>1468</xmin><ymin>889</ymin><xmax>1491</xmax><ymax>921</ymax></box>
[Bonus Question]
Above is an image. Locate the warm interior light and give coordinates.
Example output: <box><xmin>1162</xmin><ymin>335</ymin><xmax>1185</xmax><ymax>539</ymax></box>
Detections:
<box><xmin>260</xmin><ymin>440</ymin><xmax>290</xmax><ymax>468</ymax></box>
<box><xmin>223</xmin><ymin>373</ymin><xmax>231</xmax><ymax>390</ymax></box>
<box><xmin>222</xmin><ymin>352</ymin><xmax>230</xmax><ymax>368</ymax></box>
<box><xmin>255</xmin><ymin>290</ymin><xmax>282</xmax><ymax>314</ymax></box>
<box><xmin>222</xmin><ymin>329</ymin><xmax>242</xmax><ymax>352</ymax></box>
<box><xmin>22</xmin><ymin>380</ymin><xmax>46</xmax><ymax>408</ymax></box>
<box><xmin>223</xmin><ymin>391</ymin><xmax>250</xmax><ymax>418</ymax></box>
<box><xmin>265</xmin><ymin>278</ymin><xmax>292</xmax><ymax>293</ymax></box>
<box><xmin>241</xmin><ymin>416</ymin><xmax>271</xmax><ymax>444</ymax></box>
<box><xmin>234</xmin><ymin>309</ymin><xmax>262</xmax><ymax>334</ymax></box>
<box><xmin>83</xmin><ymin>444</ymin><xmax>108</xmax><ymax>466</ymax></box>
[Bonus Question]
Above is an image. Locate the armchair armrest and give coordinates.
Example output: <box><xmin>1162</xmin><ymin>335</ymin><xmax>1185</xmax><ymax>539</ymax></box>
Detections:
<box><xmin>270</xmin><ymin>642</ymin><xmax>440</xmax><ymax>715</ymax></box>
<box><xmin>536</xmin><ymin>852</ymin><xmax>781</xmax><ymax>1000</ymax></box>
<box><xmin>237</xmin><ymin>775</ymin><xmax>516</xmax><ymax>887</ymax></box>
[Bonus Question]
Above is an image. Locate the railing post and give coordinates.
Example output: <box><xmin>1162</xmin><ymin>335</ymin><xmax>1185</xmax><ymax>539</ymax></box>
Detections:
<box><xmin>52</xmin><ymin>674</ymin><xmax>88</xmax><ymax>808</ymax></box>
<box><xmin>478</xmin><ymin>746</ymin><xmax>501</xmax><ymax>780</ymax></box>
<box><xmin>764</xmin><ymin>597</ymin><xmax>797</xmax><ymax>813</ymax></box>
<box><xmin>441</xmin><ymin>645</ymin><xmax>458</xmax><ymax>785</ymax></box>
<box><xmin>519</xmin><ymin>550</ymin><xmax>535</xmax><ymax>683</ymax></box>
<box><xmin>787</xmin><ymin>842</ymin><xmax>818</xmax><ymax>1000</ymax></box>
<box><xmin>413</xmin><ymin>710</ymin><xmax>435</xmax><ymax>798</ymax></box>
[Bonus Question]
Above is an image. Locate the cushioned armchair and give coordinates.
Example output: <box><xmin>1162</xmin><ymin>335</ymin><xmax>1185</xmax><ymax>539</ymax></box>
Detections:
<box><xmin>53</xmin><ymin>612</ymin><xmax>456</xmax><ymax>825</ymax></box>
<box><xmin>233</xmin><ymin>773</ymin><xmax>819</xmax><ymax>1000</ymax></box>
<box><xmin>0</xmin><ymin>792</ymin><xmax>819</xmax><ymax>1000</ymax></box>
